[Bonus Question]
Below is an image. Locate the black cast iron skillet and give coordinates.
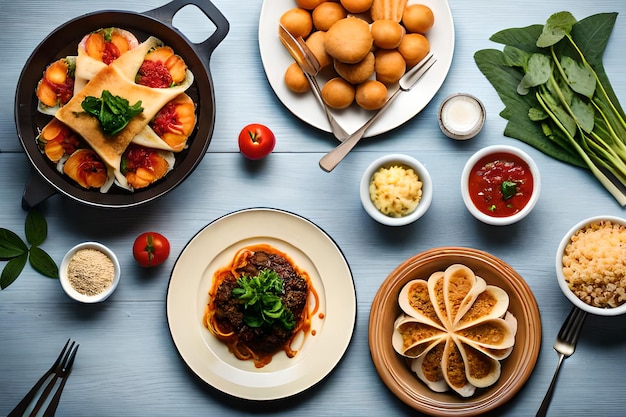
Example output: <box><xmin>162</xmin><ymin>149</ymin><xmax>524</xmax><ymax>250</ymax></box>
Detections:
<box><xmin>15</xmin><ymin>0</ymin><xmax>229</xmax><ymax>209</ymax></box>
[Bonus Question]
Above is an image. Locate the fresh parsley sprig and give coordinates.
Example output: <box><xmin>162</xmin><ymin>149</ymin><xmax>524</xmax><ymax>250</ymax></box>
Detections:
<box><xmin>232</xmin><ymin>269</ymin><xmax>296</xmax><ymax>330</ymax></box>
<box><xmin>81</xmin><ymin>90</ymin><xmax>144</xmax><ymax>136</ymax></box>
<box><xmin>0</xmin><ymin>209</ymin><xmax>58</xmax><ymax>289</ymax></box>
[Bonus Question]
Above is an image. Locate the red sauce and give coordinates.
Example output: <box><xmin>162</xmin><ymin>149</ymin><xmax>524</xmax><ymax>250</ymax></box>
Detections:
<box><xmin>468</xmin><ymin>152</ymin><xmax>533</xmax><ymax>217</ymax></box>
<box><xmin>151</xmin><ymin>102</ymin><xmax>178</xmax><ymax>136</ymax></box>
<box><xmin>102</xmin><ymin>42</ymin><xmax>121</xmax><ymax>65</ymax></box>
<box><xmin>43</xmin><ymin>76</ymin><xmax>74</xmax><ymax>106</ymax></box>
<box><xmin>136</xmin><ymin>60</ymin><xmax>173</xmax><ymax>88</ymax></box>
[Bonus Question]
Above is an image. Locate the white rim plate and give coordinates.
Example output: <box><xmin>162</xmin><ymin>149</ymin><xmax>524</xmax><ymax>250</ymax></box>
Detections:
<box><xmin>258</xmin><ymin>0</ymin><xmax>455</xmax><ymax>138</ymax></box>
<box><xmin>166</xmin><ymin>208</ymin><xmax>356</xmax><ymax>400</ymax></box>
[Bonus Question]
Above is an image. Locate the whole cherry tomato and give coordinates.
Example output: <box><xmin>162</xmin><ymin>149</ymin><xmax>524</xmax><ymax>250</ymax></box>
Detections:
<box><xmin>132</xmin><ymin>232</ymin><xmax>170</xmax><ymax>267</ymax></box>
<box><xmin>238</xmin><ymin>123</ymin><xmax>276</xmax><ymax>160</ymax></box>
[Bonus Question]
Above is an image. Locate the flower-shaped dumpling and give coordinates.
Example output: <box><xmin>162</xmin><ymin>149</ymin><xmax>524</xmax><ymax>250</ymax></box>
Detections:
<box><xmin>392</xmin><ymin>264</ymin><xmax>517</xmax><ymax>397</ymax></box>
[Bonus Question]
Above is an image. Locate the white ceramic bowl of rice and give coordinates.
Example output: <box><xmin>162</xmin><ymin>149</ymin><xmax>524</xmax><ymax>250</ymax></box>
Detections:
<box><xmin>360</xmin><ymin>154</ymin><xmax>432</xmax><ymax>226</ymax></box>
<box><xmin>556</xmin><ymin>215</ymin><xmax>626</xmax><ymax>316</ymax></box>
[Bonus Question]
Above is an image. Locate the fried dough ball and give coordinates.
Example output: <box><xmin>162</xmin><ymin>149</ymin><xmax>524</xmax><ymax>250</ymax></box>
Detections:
<box><xmin>306</xmin><ymin>31</ymin><xmax>332</xmax><ymax>69</ymax></box>
<box><xmin>280</xmin><ymin>8</ymin><xmax>313</xmax><ymax>39</ymax></box>
<box><xmin>321</xmin><ymin>77</ymin><xmax>356</xmax><ymax>109</ymax></box>
<box><xmin>371</xmin><ymin>20</ymin><xmax>405</xmax><ymax>49</ymax></box>
<box><xmin>312</xmin><ymin>2</ymin><xmax>347</xmax><ymax>31</ymax></box>
<box><xmin>356</xmin><ymin>80</ymin><xmax>388</xmax><ymax>110</ymax></box>
<box><xmin>397</xmin><ymin>33</ymin><xmax>430</xmax><ymax>68</ymax></box>
<box><xmin>375</xmin><ymin>49</ymin><xmax>406</xmax><ymax>84</ymax></box>
<box><xmin>402</xmin><ymin>4</ymin><xmax>435</xmax><ymax>34</ymax></box>
<box><xmin>325</xmin><ymin>16</ymin><xmax>373</xmax><ymax>64</ymax></box>
<box><xmin>340</xmin><ymin>0</ymin><xmax>374</xmax><ymax>13</ymax></box>
<box><xmin>284</xmin><ymin>62</ymin><xmax>310</xmax><ymax>93</ymax></box>
<box><xmin>334</xmin><ymin>52</ymin><xmax>375</xmax><ymax>84</ymax></box>
<box><xmin>296</xmin><ymin>0</ymin><xmax>327</xmax><ymax>10</ymax></box>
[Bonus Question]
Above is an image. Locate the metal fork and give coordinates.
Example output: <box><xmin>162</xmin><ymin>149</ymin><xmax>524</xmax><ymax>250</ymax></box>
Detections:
<box><xmin>8</xmin><ymin>339</ymin><xmax>79</xmax><ymax>417</ymax></box>
<box><xmin>536</xmin><ymin>307</ymin><xmax>587</xmax><ymax>417</ymax></box>
<box><xmin>319</xmin><ymin>53</ymin><xmax>436</xmax><ymax>172</ymax></box>
<box><xmin>278</xmin><ymin>24</ymin><xmax>350</xmax><ymax>141</ymax></box>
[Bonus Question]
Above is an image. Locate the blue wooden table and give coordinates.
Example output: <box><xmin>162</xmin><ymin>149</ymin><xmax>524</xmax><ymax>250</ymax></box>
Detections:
<box><xmin>1</xmin><ymin>1</ymin><xmax>626</xmax><ymax>416</ymax></box>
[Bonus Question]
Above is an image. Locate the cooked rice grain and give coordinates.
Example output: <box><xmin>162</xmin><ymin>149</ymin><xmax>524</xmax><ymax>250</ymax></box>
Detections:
<box><xmin>562</xmin><ymin>220</ymin><xmax>626</xmax><ymax>308</ymax></box>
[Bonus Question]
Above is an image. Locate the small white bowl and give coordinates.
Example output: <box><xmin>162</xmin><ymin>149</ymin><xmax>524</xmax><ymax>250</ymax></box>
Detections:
<box><xmin>461</xmin><ymin>145</ymin><xmax>541</xmax><ymax>226</ymax></box>
<box><xmin>60</xmin><ymin>242</ymin><xmax>120</xmax><ymax>303</ymax></box>
<box><xmin>360</xmin><ymin>154</ymin><xmax>432</xmax><ymax>226</ymax></box>
<box><xmin>556</xmin><ymin>216</ymin><xmax>626</xmax><ymax>316</ymax></box>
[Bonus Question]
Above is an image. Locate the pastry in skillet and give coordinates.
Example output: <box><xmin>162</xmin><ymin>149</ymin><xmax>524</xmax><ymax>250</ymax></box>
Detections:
<box><xmin>36</xmin><ymin>57</ymin><xmax>76</xmax><ymax>114</ymax></box>
<box><xmin>54</xmin><ymin>36</ymin><xmax>193</xmax><ymax>187</ymax></box>
<box><xmin>74</xmin><ymin>27</ymin><xmax>139</xmax><ymax>92</ymax></box>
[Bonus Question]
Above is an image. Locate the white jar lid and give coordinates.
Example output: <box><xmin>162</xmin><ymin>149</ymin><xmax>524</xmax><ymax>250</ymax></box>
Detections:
<box><xmin>438</xmin><ymin>93</ymin><xmax>486</xmax><ymax>140</ymax></box>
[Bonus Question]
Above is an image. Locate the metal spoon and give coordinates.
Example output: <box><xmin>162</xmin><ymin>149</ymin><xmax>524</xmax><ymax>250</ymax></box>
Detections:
<box><xmin>319</xmin><ymin>53</ymin><xmax>436</xmax><ymax>172</ymax></box>
<box><xmin>278</xmin><ymin>24</ymin><xmax>349</xmax><ymax>141</ymax></box>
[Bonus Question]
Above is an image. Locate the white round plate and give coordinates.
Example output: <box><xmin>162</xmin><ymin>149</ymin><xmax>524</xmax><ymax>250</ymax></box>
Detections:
<box><xmin>166</xmin><ymin>208</ymin><xmax>356</xmax><ymax>400</ymax></box>
<box><xmin>258</xmin><ymin>0</ymin><xmax>455</xmax><ymax>138</ymax></box>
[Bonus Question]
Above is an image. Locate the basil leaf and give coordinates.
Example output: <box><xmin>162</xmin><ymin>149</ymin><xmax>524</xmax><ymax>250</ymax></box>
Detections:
<box><xmin>501</xmin><ymin>181</ymin><xmax>518</xmax><ymax>200</ymax></box>
<box><xmin>81</xmin><ymin>90</ymin><xmax>144</xmax><ymax>136</ymax></box>
<box><xmin>234</xmin><ymin>269</ymin><xmax>295</xmax><ymax>330</ymax></box>
<box><xmin>29</xmin><ymin>246</ymin><xmax>59</xmax><ymax>279</ymax></box>
<box><xmin>25</xmin><ymin>209</ymin><xmax>47</xmax><ymax>247</ymax></box>
<box><xmin>0</xmin><ymin>228</ymin><xmax>28</xmax><ymax>259</ymax></box>
<box><xmin>1</xmin><ymin>253</ymin><xmax>28</xmax><ymax>289</ymax></box>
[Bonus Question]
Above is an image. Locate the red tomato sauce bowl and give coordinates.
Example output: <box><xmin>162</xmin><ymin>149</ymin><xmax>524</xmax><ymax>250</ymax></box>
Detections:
<box><xmin>461</xmin><ymin>145</ymin><xmax>541</xmax><ymax>226</ymax></box>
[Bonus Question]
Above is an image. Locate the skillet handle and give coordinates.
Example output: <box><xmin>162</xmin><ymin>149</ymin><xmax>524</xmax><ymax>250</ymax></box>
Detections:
<box><xmin>144</xmin><ymin>0</ymin><xmax>229</xmax><ymax>66</ymax></box>
<box><xmin>22</xmin><ymin>171</ymin><xmax>57</xmax><ymax>211</ymax></box>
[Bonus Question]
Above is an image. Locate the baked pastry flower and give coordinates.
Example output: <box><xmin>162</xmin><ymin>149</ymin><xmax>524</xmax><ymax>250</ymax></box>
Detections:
<box><xmin>392</xmin><ymin>264</ymin><xmax>517</xmax><ymax>397</ymax></box>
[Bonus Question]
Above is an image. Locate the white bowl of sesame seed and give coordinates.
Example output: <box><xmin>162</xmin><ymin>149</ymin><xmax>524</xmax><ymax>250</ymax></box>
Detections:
<box><xmin>59</xmin><ymin>242</ymin><xmax>120</xmax><ymax>303</ymax></box>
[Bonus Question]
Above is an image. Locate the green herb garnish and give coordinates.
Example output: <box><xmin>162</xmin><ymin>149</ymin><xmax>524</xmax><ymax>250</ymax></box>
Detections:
<box><xmin>0</xmin><ymin>209</ymin><xmax>58</xmax><ymax>289</ymax></box>
<box><xmin>501</xmin><ymin>180</ymin><xmax>518</xmax><ymax>200</ymax></box>
<box><xmin>475</xmin><ymin>12</ymin><xmax>626</xmax><ymax>206</ymax></box>
<box><xmin>232</xmin><ymin>269</ymin><xmax>296</xmax><ymax>330</ymax></box>
<box><xmin>81</xmin><ymin>90</ymin><xmax>144</xmax><ymax>136</ymax></box>
<box><xmin>488</xmin><ymin>204</ymin><xmax>497</xmax><ymax>212</ymax></box>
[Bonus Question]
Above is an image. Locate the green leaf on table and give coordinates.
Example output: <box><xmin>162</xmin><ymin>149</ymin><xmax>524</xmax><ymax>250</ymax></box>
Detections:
<box><xmin>474</xmin><ymin>12</ymin><xmax>619</xmax><ymax>169</ymax></box>
<box><xmin>25</xmin><ymin>209</ymin><xmax>47</xmax><ymax>247</ymax></box>
<box><xmin>0</xmin><ymin>228</ymin><xmax>28</xmax><ymax>259</ymax></box>
<box><xmin>29</xmin><ymin>246</ymin><xmax>59</xmax><ymax>279</ymax></box>
<box><xmin>561</xmin><ymin>56</ymin><xmax>596</xmax><ymax>98</ymax></box>
<box><xmin>536</xmin><ymin>11</ymin><xmax>576</xmax><ymax>47</ymax></box>
<box><xmin>1</xmin><ymin>253</ymin><xmax>28</xmax><ymax>289</ymax></box>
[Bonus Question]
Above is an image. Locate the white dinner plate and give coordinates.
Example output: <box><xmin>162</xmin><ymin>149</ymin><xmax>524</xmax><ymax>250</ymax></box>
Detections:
<box><xmin>258</xmin><ymin>0</ymin><xmax>455</xmax><ymax>138</ymax></box>
<box><xmin>166</xmin><ymin>208</ymin><xmax>356</xmax><ymax>400</ymax></box>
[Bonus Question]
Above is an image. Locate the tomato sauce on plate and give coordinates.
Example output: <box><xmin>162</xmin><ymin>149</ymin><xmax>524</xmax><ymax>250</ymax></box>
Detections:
<box><xmin>468</xmin><ymin>152</ymin><xmax>533</xmax><ymax>217</ymax></box>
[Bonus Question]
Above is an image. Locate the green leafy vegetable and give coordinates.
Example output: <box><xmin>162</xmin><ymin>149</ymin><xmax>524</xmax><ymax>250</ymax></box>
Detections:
<box><xmin>81</xmin><ymin>90</ymin><xmax>144</xmax><ymax>136</ymax></box>
<box><xmin>0</xmin><ymin>209</ymin><xmax>58</xmax><ymax>289</ymax></box>
<box><xmin>501</xmin><ymin>181</ymin><xmax>518</xmax><ymax>200</ymax></box>
<box><xmin>232</xmin><ymin>269</ymin><xmax>296</xmax><ymax>330</ymax></box>
<box><xmin>475</xmin><ymin>11</ymin><xmax>626</xmax><ymax>206</ymax></box>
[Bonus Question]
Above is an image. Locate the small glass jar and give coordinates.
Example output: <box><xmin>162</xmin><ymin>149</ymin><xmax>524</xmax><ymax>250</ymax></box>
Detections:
<box><xmin>438</xmin><ymin>93</ymin><xmax>486</xmax><ymax>140</ymax></box>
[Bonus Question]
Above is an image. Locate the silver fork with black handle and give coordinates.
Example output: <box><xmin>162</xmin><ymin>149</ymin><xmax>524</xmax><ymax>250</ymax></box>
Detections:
<box><xmin>8</xmin><ymin>339</ymin><xmax>79</xmax><ymax>417</ymax></box>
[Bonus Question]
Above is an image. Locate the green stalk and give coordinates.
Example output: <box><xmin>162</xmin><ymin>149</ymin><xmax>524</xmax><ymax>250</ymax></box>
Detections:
<box><xmin>536</xmin><ymin>92</ymin><xmax>626</xmax><ymax>205</ymax></box>
<box><xmin>565</xmin><ymin>33</ymin><xmax>626</xmax><ymax>133</ymax></box>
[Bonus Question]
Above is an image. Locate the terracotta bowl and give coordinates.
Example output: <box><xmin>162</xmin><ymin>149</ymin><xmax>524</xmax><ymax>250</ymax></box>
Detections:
<box><xmin>369</xmin><ymin>247</ymin><xmax>541</xmax><ymax>416</ymax></box>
